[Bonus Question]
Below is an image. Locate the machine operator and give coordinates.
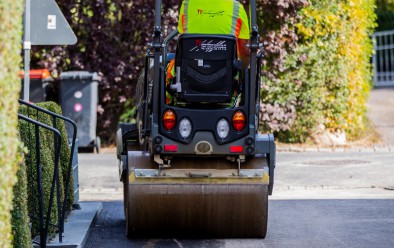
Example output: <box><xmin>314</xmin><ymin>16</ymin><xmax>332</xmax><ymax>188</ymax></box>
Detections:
<box><xmin>178</xmin><ymin>0</ymin><xmax>251</xmax><ymax>67</ymax></box>
<box><xmin>166</xmin><ymin>0</ymin><xmax>251</xmax><ymax>104</ymax></box>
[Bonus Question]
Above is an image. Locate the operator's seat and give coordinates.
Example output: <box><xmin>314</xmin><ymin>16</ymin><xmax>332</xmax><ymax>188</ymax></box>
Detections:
<box><xmin>173</xmin><ymin>34</ymin><xmax>238</xmax><ymax>103</ymax></box>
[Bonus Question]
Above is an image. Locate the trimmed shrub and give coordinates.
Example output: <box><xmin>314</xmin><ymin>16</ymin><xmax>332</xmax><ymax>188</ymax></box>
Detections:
<box><xmin>0</xmin><ymin>0</ymin><xmax>24</xmax><ymax>246</ymax></box>
<box><xmin>38</xmin><ymin>102</ymin><xmax>74</xmax><ymax>208</ymax></box>
<box><xmin>11</xmin><ymin>158</ymin><xmax>33</xmax><ymax>248</ymax></box>
<box><xmin>18</xmin><ymin>101</ymin><xmax>73</xmax><ymax>239</ymax></box>
<box><xmin>18</xmin><ymin>107</ymin><xmax>61</xmax><ymax>238</ymax></box>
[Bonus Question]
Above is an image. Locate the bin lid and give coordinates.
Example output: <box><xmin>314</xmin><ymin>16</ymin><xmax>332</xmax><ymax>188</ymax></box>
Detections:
<box><xmin>18</xmin><ymin>69</ymin><xmax>52</xmax><ymax>79</ymax></box>
<box><xmin>60</xmin><ymin>71</ymin><xmax>101</xmax><ymax>82</ymax></box>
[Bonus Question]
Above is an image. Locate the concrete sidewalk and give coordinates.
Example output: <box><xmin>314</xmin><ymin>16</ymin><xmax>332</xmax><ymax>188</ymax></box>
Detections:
<box><xmin>34</xmin><ymin>202</ymin><xmax>102</xmax><ymax>248</ymax></box>
<box><xmin>367</xmin><ymin>87</ymin><xmax>394</xmax><ymax>146</ymax></box>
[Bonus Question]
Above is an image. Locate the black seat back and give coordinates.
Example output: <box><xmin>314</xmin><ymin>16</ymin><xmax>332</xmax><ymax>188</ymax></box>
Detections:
<box><xmin>175</xmin><ymin>34</ymin><xmax>237</xmax><ymax>103</ymax></box>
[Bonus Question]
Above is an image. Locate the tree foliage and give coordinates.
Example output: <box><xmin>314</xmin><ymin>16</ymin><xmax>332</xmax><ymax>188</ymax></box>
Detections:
<box><xmin>31</xmin><ymin>0</ymin><xmax>376</xmax><ymax>143</ymax></box>
<box><xmin>260</xmin><ymin>0</ymin><xmax>376</xmax><ymax>142</ymax></box>
<box><xmin>32</xmin><ymin>0</ymin><xmax>180</xmax><ymax>143</ymax></box>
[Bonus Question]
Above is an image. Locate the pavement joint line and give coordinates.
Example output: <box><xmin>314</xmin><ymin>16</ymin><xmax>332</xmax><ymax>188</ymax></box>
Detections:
<box><xmin>37</xmin><ymin>202</ymin><xmax>103</xmax><ymax>248</ymax></box>
<box><xmin>276</xmin><ymin>145</ymin><xmax>394</xmax><ymax>153</ymax></box>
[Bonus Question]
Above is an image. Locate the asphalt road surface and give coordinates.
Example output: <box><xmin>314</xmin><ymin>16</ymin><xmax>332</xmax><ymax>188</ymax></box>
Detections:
<box><xmin>81</xmin><ymin>151</ymin><xmax>394</xmax><ymax>248</ymax></box>
<box><xmin>83</xmin><ymin>88</ymin><xmax>394</xmax><ymax>247</ymax></box>
<box><xmin>85</xmin><ymin>200</ymin><xmax>394</xmax><ymax>248</ymax></box>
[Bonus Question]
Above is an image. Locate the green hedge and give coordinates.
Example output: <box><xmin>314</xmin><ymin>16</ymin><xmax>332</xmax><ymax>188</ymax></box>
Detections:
<box><xmin>18</xmin><ymin>102</ymin><xmax>74</xmax><ymax>240</ymax></box>
<box><xmin>11</xmin><ymin>158</ymin><xmax>32</xmax><ymax>248</ymax></box>
<box><xmin>0</xmin><ymin>0</ymin><xmax>24</xmax><ymax>246</ymax></box>
<box><xmin>38</xmin><ymin>102</ymin><xmax>74</xmax><ymax>208</ymax></box>
<box><xmin>18</xmin><ymin>107</ymin><xmax>61</xmax><ymax>239</ymax></box>
<box><xmin>260</xmin><ymin>0</ymin><xmax>376</xmax><ymax>143</ymax></box>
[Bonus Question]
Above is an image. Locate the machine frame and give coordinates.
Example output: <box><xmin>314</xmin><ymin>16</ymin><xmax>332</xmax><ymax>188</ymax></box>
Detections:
<box><xmin>116</xmin><ymin>0</ymin><xmax>276</xmax><ymax>238</ymax></box>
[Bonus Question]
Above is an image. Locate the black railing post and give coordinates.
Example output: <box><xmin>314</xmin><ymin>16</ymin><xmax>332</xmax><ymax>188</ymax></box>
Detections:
<box><xmin>249</xmin><ymin>0</ymin><xmax>259</xmax><ymax>118</ymax></box>
<box><xmin>18</xmin><ymin>99</ymin><xmax>76</xmax><ymax>247</ymax></box>
<box><xmin>35</xmin><ymin>124</ymin><xmax>46</xmax><ymax>248</ymax></box>
<box><xmin>18</xmin><ymin>99</ymin><xmax>77</xmax><ymax>241</ymax></box>
<box><xmin>44</xmin><ymin>133</ymin><xmax>61</xmax><ymax>246</ymax></box>
<box><xmin>60</xmin><ymin>118</ymin><xmax>77</xmax><ymax>234</ymax></box>
<box><xmin>52</xmin><ymin>116</ymin><xmax>63</xmax><ymax>241</ymax></box>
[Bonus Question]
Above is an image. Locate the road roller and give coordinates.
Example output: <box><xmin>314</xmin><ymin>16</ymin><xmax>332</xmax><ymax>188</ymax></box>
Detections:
<box><xmin>116</xmin><ymin>0</ymin><xmax>275</xmax><ymax>238</ymax></box>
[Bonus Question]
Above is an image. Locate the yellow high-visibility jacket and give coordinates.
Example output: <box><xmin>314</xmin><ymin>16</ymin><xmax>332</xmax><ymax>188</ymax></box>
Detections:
<box><xmin>178</xmin><ymin>0</ymin><xmax>250</xmax><ymax>39</ymax></box>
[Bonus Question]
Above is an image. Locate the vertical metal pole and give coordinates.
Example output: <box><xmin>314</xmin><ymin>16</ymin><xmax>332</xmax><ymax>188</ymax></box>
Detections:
<box><xmin>379</xmin><ymin>35</ymin><xmax>384</xmax><ymax>85</ymax></box>
<box><xmin>61</xmin><ymin>123</ymin><xmax>77</xmax><ymax>236</ymax></box>
<box><xmin>155</xmin><ymin>0</ymin><xmax>162</xmax><ymax>29</ymax></box>
<box><xmin>23</xmin><ymin>0</ymin><xmax>31</xmax><ymax>101</ymax></box>
<box><xmin>390</xmin><ymin>34</ymin><xmax>394</xmax><ymax>83</ymax></box>
<box><xmin>249</xmin><ymin>0</ymin><xmax>258</xmax><ymax>118</ymax></box>
<box><xmin>35</xmin><ymin>125</ymin><xmax>45</xmax><ymax>248</ymax></box>
<box><xmin>52</xmin><ymin>117</ymin><xmax>63</xmax><ymax>242</ymax></box>
<box><xmin>372</xmin><ymin>34</ymin><xmax>378</xmax><ymax>87</ymax></box>
<box><xmin>249</xmin><ymin>0</ymin><xmax>257</xmax><ymax>31</ymax></box>
<box><xmin>385</xmin><ymin>34</ymin><xmax>389</xmax><ymax>83</ymax></box>
<box><xmin>152</xmin><ymin>0</ymin><xmax>162</xmax><ymax>125</ymax></box>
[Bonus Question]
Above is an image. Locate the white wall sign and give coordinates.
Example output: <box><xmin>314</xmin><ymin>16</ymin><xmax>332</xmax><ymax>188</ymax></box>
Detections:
<box><xmin>47</xmin><ymin>15</ymin><xmax>56</xmax><ymax>29</ymax></box>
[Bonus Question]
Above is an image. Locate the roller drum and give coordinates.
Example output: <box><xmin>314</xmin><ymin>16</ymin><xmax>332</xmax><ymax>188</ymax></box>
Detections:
<box><xmin>127</xmin><ymin>183</ymin><xmax>268</xmax><ymax>238</ymax></box>
<box><xmin>125</xmin><ymin>152</ymin><xmax>269</xmax><ymax>238</ymax></box>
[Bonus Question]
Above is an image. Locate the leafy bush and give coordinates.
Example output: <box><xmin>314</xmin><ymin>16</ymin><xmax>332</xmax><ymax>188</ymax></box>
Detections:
<box><xmin>11</xmin><ymin>157</ymin><xmax>32</xmax><ymax>248</ymax></box>
<box><xmin>38</xmin><ymin>102</ymin><xmax>74</xmax><ymax>208</ymax></box>
<box><xmin>260</xmin><ymin>0</ymin><xmax>376</xmax><ymax>142</ymax></box>
<box><xmin>255</xmin><ymin>0</ymin><xmax>311</xmax><ymax>142</ymax></box>
<box><xmin>18</xmin><ymin>102</ymin><xmax>73</xmax><ymax>239</ymax></box>
<box><xmin>0</xmin><ymin>0</ymin><xmax>24</xmax><ymax>246</ymax></box>
<box><xmin>341</xmin><ymin>0</ymin><xmax>376</xmax><ymax>139</ymax></box>
<box><xmin>18</xmin><ymin>107</ymin><xmax>61</xmax><ymax>238</ymax></box>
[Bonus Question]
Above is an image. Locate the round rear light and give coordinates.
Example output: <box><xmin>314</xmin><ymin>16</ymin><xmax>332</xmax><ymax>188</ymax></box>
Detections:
<box><xmin>163</xmin><ymin>109</ymin><xmax>176</xmax><ymax>131</ymax></box>
<box><xmin>217</xmin><ymin>118</ymin><xmax>230</xmax><ymax>139</ymax></box>
<box><xmin>232</xmin><ymin>111</ymin><xmax>246</xmax><ymax>131</ymax></box>
<box><xmin>179</xmin><ymin>118</ymin><xmax>192</xmax><ymax>139</ymax></box>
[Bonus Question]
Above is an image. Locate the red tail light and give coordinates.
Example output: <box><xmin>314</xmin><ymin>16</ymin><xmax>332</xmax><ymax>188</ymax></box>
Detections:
<box><xmin>232</xmin><ymin>110</ymin><xmax>246</xmax><ymax>131</ymax></box>
<box><xmin>163</xmin><ymin>109</ymin><xmax>176</xmax><ymax>131</ymax></box>
<box><xmin>230</xmin><ymin>146</ymin><xmax>243</xmax><ymax>153</ymax></box>
<box><xmin>164</xmin><ymin>144</ymin><xmax>178</xmax><ymax>152</ymax></box>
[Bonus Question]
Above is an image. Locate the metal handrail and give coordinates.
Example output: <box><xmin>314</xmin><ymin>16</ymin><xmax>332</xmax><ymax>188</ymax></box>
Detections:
<box><xmin>18</xmin><ymin>114</ymin><xmax>62</xmax><ymax>248</ymax></box>
<box><xmin>18</xmin><ymin>99</ymin><xmax>77</xmax><ymax>242</ymax></box>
